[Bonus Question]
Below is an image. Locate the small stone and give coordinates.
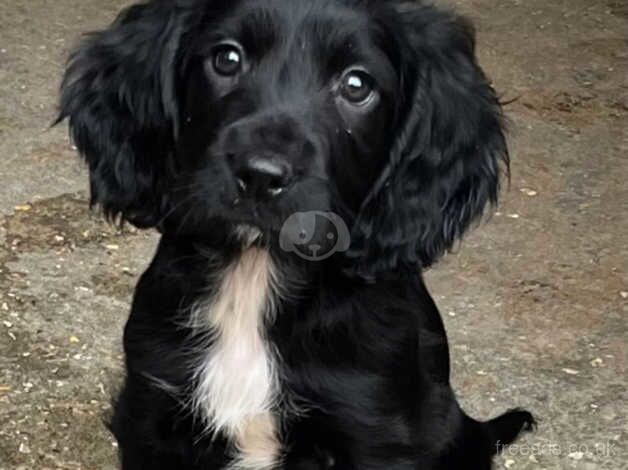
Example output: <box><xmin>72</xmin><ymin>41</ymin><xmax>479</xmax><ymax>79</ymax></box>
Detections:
<box><xmin>507</xmin><ymin>213</ymin><xmax>520</xmax><ymax>219</ymax></box>
<box><xmin>590</xmin><ymin>357</ymin><xmax>604</xmax><ymax>367</ymax></box>
<box><xmin>504</xmin><ymin>459</ymin><xmax>515</xmax><ymax>468</ymax></box>
<box><xmin>69</xmin><ymin>335</ymin><xmax>80</xmax><ymax>343</ymax></box>
<box><xmin>18</xmin><ymin>443</ymin><xmax>31</xmax><ymax>454</ymax></box>
<box><xmin>620</xmin><ymin>291</ymin><xmax>628</xmax><ymax>299</ymax></box>
<box><xmin>568</xmin><ymin>451</ymin><xmax>584</xmax><ymax>460</ymax></box>
<box><xmin>528</xmin><ymin>454</ymin><xmax>538</xmax><ymax>463</ymax></box>
<box><xmin>476</xmin><ymin>370</ymin><xmax>487</xmax><ymax>376</ymax></box>
<box><xmin>104</xmin><ymin>244</ymin><xmax>119</xmax><ymax>251</ymax></box>
<box><xmin>562</xmin><ymin>368</ymin><xmax>580</xmax><ymax>375</ymax></box>
<box><xmin>448</xmin><ymin>311</ymin><xmax>456</xmax><ymax>317</ymax></box>
<box><xmin>520</xmin><ymin>188</ymin><xmax>538</xmax><ymax>196</ymax></box>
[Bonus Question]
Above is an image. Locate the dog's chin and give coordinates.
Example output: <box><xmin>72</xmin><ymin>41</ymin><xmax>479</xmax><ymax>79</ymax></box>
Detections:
<box><xmin>231</xmin><ymin>223</ymin><xmax>265</xmax><ymax>247</ymax></box>
<box><xmin>169</xmin><ymin>206</ymin><xmax>285</xmax><ymax>250</ymax></box>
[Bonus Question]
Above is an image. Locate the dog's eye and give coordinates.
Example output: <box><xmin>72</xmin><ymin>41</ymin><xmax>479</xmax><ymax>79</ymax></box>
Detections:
<box><xmin>340</xmin><ymin>70</ymin><xmax>375</xmax><ymax>104</ymax></box>
<box><xmin>212</xmin><ymin>44</ymin><xmax>243</xmax><ymax>76</ymax></box>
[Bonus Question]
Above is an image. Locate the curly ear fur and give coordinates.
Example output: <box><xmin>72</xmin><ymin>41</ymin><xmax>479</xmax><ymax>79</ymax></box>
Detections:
<box><xmin>350</xmin><ymin>3</ymin><xmax>509</xmax><ymax>277</ymax></box>
<box><xmin>58</xmin><ymin>0</ymin><xmax>199</xmax><ymax>227</ymax></box>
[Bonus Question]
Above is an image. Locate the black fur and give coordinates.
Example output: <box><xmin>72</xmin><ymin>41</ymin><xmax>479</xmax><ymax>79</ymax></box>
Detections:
<box><xmin>59</xmin><ymin>0</ymin><xmax>535</xmax><ymax>468</ymax></box>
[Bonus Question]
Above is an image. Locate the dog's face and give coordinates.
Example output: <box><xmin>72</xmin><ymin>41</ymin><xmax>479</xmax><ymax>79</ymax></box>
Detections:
<box><xmin>175</xmin><ymin>0</ymin><xmax>397</xmax><ymax>234</ymax></box>
<box><xmin>60</xmin><ymin>0</ymin><xmax>508</xmax><ymax>276</ymax></box>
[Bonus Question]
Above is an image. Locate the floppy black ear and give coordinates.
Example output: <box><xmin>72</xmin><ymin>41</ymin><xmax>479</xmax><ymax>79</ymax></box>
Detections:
<box><xmin>350</xmin><ymin>4</ymin><xmax>508</xmax><ymax>277</ymax></box>
<box><xmin>58</xmin><ymin>0</ymin><xmax>197</xmax><ymax>227</ymax></box>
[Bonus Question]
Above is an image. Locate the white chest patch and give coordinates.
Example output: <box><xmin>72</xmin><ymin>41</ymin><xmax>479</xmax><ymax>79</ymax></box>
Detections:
<box><xmin>191</xmin><ymin>247</ymin><xmax>282</xmax><ymax>469</ymax></box>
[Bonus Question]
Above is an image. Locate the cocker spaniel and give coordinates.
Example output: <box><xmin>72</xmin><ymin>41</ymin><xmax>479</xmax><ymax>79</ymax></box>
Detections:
<box><xmin>58</xmin><ymin>0</ymin><xmax>535</xmax><ymax>468</ymax></box>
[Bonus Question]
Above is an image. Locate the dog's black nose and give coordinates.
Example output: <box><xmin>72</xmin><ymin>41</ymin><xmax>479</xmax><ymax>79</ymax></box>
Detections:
<box><xmin>234</xmin><ymin>156</ymin><xmax>293</xmax><ymax>198</ymax></box>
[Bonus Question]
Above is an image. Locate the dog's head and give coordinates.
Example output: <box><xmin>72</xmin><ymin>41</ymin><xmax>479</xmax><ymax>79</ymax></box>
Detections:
<box><xmin>59</xmin><ymin>0</ymin><xmax>507</xmax><ymax>277</ymax></box>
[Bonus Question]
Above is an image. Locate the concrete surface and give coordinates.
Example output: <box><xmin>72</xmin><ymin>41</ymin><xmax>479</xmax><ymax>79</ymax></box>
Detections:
<box><xmin>0</xmin><ymin>0</ymin><xmax>626</xmax><ymax>469</ymax></box>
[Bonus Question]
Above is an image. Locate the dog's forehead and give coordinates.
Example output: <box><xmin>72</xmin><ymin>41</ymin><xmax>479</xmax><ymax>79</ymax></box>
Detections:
<box><xmin>232</xmin><ymin>0</ymin><xmax>370</xmax><ymax>26</ymax></box>
<box><xmin>216</xmin><ymin>0</ymin><xmax>375</xmax><ymax>51</ymax></box>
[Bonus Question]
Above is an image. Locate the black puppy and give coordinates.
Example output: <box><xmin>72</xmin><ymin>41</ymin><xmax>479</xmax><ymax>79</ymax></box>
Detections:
<box><xmin>59</xmin><ymin>0</ymin><xmax>535</xmax><ymax>468</ymax></box>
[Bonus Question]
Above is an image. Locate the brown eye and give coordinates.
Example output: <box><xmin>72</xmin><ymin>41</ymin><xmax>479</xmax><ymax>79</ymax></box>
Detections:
<box><xmin>340</xmin><ymin>70</ymin><xmax>375</xmax><ymax>104</ymax></box>
<box><xmin>213</xmin><ymin>44</ymin><xmax>243</xmax><ymax>76</ymax></box>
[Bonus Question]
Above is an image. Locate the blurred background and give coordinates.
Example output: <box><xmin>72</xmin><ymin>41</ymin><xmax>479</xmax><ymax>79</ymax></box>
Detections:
<box><xmin>0</xmin><ymin>0</ymin><xmax>626</xmax><ymax>468</ymax></box>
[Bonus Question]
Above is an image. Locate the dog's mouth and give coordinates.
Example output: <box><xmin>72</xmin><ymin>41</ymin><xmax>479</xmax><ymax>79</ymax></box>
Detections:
<box><xmin>224</xmin><ymin>201</ymin><xmax>287</xmax><ymax>232</ymax></box>
<box><xmin>224</xmin><ymin>185</ymin><xmax>333</xmax><ymax>229</ymax></box>
<box><xmin>166</xmin><ymin>170</ymin><xmax>339</xmax><ymax>247</ymax></box>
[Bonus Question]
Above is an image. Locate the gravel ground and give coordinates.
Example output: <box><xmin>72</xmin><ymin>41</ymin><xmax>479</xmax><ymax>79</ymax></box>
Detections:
<box><xmin>0</xmin><ymin>0</ymin><xmax>626</xmax><ymax>469</ymax></box>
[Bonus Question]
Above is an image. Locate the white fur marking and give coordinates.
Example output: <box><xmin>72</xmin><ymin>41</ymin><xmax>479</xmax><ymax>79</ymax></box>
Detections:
<box><xmin>192</xmin><ymin>247</ymin><xmax>282</xmax><ymax>469</ymax></box>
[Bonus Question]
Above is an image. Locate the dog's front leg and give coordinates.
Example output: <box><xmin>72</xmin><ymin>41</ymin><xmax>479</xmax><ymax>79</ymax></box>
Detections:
<box><xmin>111</xmin><ymin>376</ymin><xmax>189</xmax><ymax>470</ymax></box>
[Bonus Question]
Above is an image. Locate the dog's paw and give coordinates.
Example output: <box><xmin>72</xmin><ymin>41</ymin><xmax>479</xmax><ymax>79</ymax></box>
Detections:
<box><xmin>489</xmin><ymin>408</ymin><xmax>537</xmax><ymax>452</ymax></box>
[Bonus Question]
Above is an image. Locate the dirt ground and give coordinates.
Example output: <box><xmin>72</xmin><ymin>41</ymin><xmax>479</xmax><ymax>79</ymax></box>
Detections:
<box><xmin>0</xmin><ymin>0</ymin><xmax>626</xmax><ymax>469</ymax></box>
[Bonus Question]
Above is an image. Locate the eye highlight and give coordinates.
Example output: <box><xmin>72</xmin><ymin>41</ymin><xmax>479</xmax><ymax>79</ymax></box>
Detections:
<box><xmin>339</xmin><ymin>69</ymin><xmax>375</xmax><ymax>104</ymax></box>
<box><xmin>212</xmin><ymin>43</ymin><xmax>244</xmax><ymax>76</ymax></box>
